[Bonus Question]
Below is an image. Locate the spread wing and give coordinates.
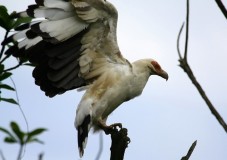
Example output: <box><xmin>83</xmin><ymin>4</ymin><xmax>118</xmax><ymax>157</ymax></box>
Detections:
<box><xmin>3</xmin><ymin>0</ymin><xmax>129</xmax><ymax>97</ymax></box>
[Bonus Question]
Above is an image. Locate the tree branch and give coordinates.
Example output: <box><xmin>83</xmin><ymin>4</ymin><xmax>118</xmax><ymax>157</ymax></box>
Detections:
<box><xmin>0</xmin><ymin>31</ymin><xmax>9</xmax><ymax>60</ymax></box>
<box><xmin>104</xmin><ymin>126</ymin><xmax>130</xmax><ymax>160</ymax></box>
<box><xmin>177</xmin><ymin>0</ymin><xmax>227</xmax><ymax>133</ymax></box>
<box><xmin>0</xmin><ymin>150</ymin><xmax>6</xmax><ymax>160</ymax></box>
<box><xmin>215</xmin><ymin>0</ymin><xmax>227</xmax><ymax>19</ymax></box>
<box><xmin>181</xmin><ymin>141</ymin><xmax>197</xmax><ymax>160</ymax></box>
<box><xmin>38</xmin><ymin>153</ymin><xmax>44</xmax><ymax>160</ymax></box>
<box><xmin>3</xmin><ymin>63</ymin><xmax>22</xmax><ymax>72</ymax></box>
<box><xmin>95</xmin><ymin>132</ymin><xmax>104</xmax><ymax>160</ymax></box>
<box><xmin>99</xmin><ymin>122</ymin><xmax>130</xmax><ymax>160</ymax></box>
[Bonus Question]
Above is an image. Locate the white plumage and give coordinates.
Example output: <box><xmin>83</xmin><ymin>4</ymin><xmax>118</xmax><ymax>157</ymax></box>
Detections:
<box><xmin>4</xmin><ymin>0</ymin><xmax>169</xmax><ymax>158</ymax></box>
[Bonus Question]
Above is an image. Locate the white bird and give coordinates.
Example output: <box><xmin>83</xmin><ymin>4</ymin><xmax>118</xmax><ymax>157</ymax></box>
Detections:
<box><xmin>3</xmin><ymin>0</ymin><xmax>168</xmax><ymax>157</ymax></box>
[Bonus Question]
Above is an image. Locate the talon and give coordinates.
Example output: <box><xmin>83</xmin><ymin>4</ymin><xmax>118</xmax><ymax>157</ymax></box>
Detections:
<box><xmin>97</xmin><ymin>120</ymin><xmax>122</xmax><ymax>135</ymax></box>
<box><xmin>110</xmin><ymin>123</ymin><xmax>122</xmax><ymax>129</ymax></box>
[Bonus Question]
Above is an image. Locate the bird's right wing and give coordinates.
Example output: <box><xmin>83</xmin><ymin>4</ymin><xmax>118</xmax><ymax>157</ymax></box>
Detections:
<box><xmin>2</xmin><ymin>0</ymin><xmax>129</xmax><ymax>97</ymax></box>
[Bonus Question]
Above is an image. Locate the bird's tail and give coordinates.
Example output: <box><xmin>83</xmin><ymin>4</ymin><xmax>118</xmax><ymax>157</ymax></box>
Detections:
<box><xmin>77</xmin><ymin>115</ymin><xmax>92</xmax><ymax>158</ymax></box>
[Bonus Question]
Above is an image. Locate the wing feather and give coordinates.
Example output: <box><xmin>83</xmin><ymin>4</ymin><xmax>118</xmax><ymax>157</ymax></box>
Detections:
<box><xmin>3</xmin><ymin>0</ymin><xmax>128</xmax><ymax>97</ymax></box>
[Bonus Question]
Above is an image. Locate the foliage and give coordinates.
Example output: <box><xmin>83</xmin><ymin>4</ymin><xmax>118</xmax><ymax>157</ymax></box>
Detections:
<box><xmin>0</xmin><ymin>5</ymin><xmax>32</xmax><ymax>105</ymax></box>
<box><xmin>0</xmin><ymin>121</ymin><xmax>46</xmax><ymax>159</ymax></box>
<box><xmin>0</xmin><ymin>122</ymin><xmax>46</xmax><ymax>145</ymax></box>
<box><xmin>0</xmin><ymin>5</ymin><xmax>46</xmax><ymax>159</ymax></box>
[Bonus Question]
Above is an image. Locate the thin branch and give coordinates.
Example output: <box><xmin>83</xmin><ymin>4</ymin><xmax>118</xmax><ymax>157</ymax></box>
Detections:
<box><xmin>215</xmin><ymin>0</ymin><xmax>227</xmax><ymax>19</ymax></box>
<box><xmin>17</xmin><ymin>145</ymin><xmax>24</xmax><ymax>160</ymax></box>
<box><xmin>181</xmin><ymin>141</ymin><xmax>197</xmax><ymax>160</ymax></box>
<box><xmin>184</xmin><ymin>0</ymin><xmax>190</xmax><ymax>61</ymax></box>
<box><xmin>0</xmin><ymin>150</ymin><xmax>6</xmax><ymax>160</ymax></box>
<box><xmin>177</xmin><ymin>23</ymin><xmax>185</xmax><ymax>60</ymax></box>
<box><xmin>0</xmin><ymin>31</ymin><xmax>9</xmax><ymax>60</ymax></box>
<box><xmin>177</xmin><ymin>0</ymin><xmax>227</xmax><ymax>133</ymax></box>
<box><xmin>3</xmin><ymin>63</ymin><xmax>22</xmax><ymax>72</ymax></box>
<box><xmin>95</xmin><ymin>132</ymin><xmax>103</xmax><ymax>160</ymax></box>
<box><xmin>10</xmin><ymin>77</ymin><xmax>29</xmax><ymax>159</ymax></box>
<box><xmin>0</xmin><ymin>53</ymin><xmax>11</xmax><ymax>64</ymax></box>
<box><xmin>38</xmin><ymin>153</ymin><xmax>44</xmax><ymax>160</ymax></box>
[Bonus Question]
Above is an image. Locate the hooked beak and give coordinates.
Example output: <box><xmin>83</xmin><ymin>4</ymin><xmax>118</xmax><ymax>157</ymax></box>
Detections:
<box><xmin>158</xmin><ymin>70</ymin><xmax>169</xmax><ymax>81</ymax></box>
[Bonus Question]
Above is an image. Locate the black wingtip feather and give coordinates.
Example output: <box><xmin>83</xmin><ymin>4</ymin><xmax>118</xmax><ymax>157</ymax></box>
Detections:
<box><xmin>26</xmin><ymin>5</ymin><xmax>39</xmax><ymax>17</ymax></box>
<box><xmin>31</xmin><ymin>23</ymin><xmax>59</xmax><ymax>43</ymax></box>
<box><xmin>35</xmin><ymin>0</ymin><xmax>44</xmax><ymax>6</ymax></box>
<box><xmin>26</xmin><ymin>30</ymin><xmax>38</xmax><ymax>39</ymax></box>
<box><xmin>15</xmin><ymin>23</ymin><xmax>30</xmax><ymax>31</ymax></box>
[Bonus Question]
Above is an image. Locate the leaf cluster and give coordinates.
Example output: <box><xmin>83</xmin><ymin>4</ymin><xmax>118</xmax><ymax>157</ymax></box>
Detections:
<box><xmin>0</xmin><ymin>121</ymin><xmax>47</xmax><ymax>145</ymax></box>
<box><xmin>0</xmin><ymin>5</ymin><xmax>33</xmax><ymax>105</ymax></box>
<box><xmin>0</xmin><ymin>5</ymin><xmax>32</xmax><ymax>31</ymax></box>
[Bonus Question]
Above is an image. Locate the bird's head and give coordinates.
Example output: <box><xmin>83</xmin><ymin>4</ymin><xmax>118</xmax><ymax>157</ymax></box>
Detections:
<box><xmin>146</xmin><ymin>59</ymin><xmax>169</xmax><ymax>81</ymax></box>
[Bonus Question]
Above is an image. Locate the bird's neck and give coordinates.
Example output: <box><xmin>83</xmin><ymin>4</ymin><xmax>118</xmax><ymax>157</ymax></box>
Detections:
<box><xmin>126</xmin><ymin>61</ymin><xmax>151</xmax><ymax>98</ymax></box>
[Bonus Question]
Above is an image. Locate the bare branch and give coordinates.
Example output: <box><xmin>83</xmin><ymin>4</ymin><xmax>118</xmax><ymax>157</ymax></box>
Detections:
<box><xmin>95</xmin><ymin>132</ymin><xmax>103</xmax><ymax>160</ymax></box>
<box><xmin>0</xmin><ymin>150</ymin><xmax>6</xmax><ymax>160</ymax></box>
<box><xmin>184</xmin><ymin>0</ymin><xmax>190</xmax><ymax>61</ymax></box>
<box><xmin>181</xmin><ymin>141</ymin><xmax>197</xmax><ymax>160</ymax></box>
<box><xmin>215</xmin><ymin>0</ymin><xmax>227</xmax><ymax>19</ymax></box>
<box><xmin>38</xmin><ymin>153</ymin><xmax>44</xmax><ymax>160</ymax></box>
<box><xmin>0</xmin><ymin>31</ymin><xmax>9</xmax><ymax>60</ymax></box>
<box><xmin>177</xmin><ymin>0</ymin><xmax>227</xmax><ymax>133</ymax></box>
<box><xmin>105</xmin><ymin>127</ymin><xmax>130</xmax><ymax>160</ymax></box>
<box><xmin>177</xmin><ymin>23</ymin><xmax>185</xmax><ymax>60</ymax></box>
<box><xmin>3</xmin><ymin>63</ymin><xmax>22</xmax><ymax>72</ymax></box>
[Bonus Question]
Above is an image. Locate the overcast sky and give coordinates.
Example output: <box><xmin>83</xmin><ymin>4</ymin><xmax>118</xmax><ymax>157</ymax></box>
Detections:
<box><xmin>0</xmin><ymin>0</ymin><xmax>227</xmax><ymax>160</ymax></box>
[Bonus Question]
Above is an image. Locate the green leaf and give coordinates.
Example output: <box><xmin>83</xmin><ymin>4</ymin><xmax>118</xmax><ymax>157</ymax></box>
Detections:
<box><xmin>27</xmin><ymin>138</ymin><xmax>44</xmax><ymax>144</ymax></box>
<box><xmin>10</xmin><ymin>122</ymin><xmax>25</xmax><ymax>144</ymax></box>
<box><xmin>0</xmin><ymin>72</ymin><xmax>12</xmax><ymax>81</ymax></box>
<box><xmin>4</xmin><ymin>136</ymin><xmax>17</xmax><ymax>143</ymax></box>
<box><xmin>0</xmin><ymin>98</ymin><xmax>18</xmax><ymax>105</ymax></box>
<box><xmin>0</xmin><ymin>84</ymin><xmax>15</xmax><ymax>91</ymax></box>
<box><xmin>0</xmin><ymin>5</ymin><xmax>15</xmax><ymax>30</ymax></box>
<box><xmin>0</xmin><ymin>127</ymin><xmax>18</xmax><ymax>143</ymax></box>
<box><xmin>26</xmin><ymin>128</ymin><xmax>47</xmax><ymax>143</ymax></box>
<box><xmin>28</xmin><ymin>128</ymin><xmax>47</xmax><ymax>137</ymax></box>
<box><xmin>12</xmin><ymin>17</ymin><xmax>32</xmax><ymax>29</ymax></box>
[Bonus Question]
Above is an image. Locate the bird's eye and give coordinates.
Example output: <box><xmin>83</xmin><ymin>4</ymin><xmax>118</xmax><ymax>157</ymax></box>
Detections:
<box><xmin>151</xmin><ymin>61</ymin><xmax>161</xmax><ymax>70</ymax></box>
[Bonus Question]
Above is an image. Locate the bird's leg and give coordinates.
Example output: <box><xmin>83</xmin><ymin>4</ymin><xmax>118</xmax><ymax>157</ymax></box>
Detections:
<box><xmin>98</xmin><ymin>120</ymin><xmax>122</xmax><ymax>135</ymax></box>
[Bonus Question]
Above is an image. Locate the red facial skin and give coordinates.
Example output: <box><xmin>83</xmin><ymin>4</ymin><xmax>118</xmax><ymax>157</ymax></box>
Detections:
<box><xmin>151</xmin><ymin>60</ymin><xmax>161</xmax><ymax>71</ymax></box>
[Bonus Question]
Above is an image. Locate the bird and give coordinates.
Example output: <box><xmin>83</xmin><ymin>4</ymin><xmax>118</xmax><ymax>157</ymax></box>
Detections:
<box><xmin>3</xmin><ymin>0</ymin><xmax>168</xmax><ymax>158</ymax></box>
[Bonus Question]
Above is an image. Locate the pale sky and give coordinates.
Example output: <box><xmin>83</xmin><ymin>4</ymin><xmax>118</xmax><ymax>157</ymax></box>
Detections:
<box><xmin>0</xmin><ymin>0</ymin><xmax>227</xmax><ymax>160</ymax></box>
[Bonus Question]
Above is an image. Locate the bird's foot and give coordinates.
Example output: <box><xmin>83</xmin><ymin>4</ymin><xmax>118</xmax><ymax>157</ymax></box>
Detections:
<box><xmin>98</xmin><ymin>120</ymin><xmax>122</xmax><ymax>135</ymax></box>
<box><xmin>110</xmin><ymin>123</ymin><xmax>122</xmax><ymax>130</ymax></box>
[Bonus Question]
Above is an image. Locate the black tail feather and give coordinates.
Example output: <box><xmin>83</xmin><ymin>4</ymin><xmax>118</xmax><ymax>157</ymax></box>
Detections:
<box><xmin>77</xmin><ymin>115</ymin><xmax>91</xmax><ymax>158</ymax></box>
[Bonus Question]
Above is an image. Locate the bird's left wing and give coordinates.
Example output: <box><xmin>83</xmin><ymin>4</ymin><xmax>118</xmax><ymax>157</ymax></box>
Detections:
<box><xmin>3</xmin><ymin>0</ymin><xmax>128</xmax><ymax>97</ymax></box>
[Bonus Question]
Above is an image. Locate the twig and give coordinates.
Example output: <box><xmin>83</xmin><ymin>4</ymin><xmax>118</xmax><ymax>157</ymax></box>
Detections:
<box><xmin>184</xmin><ymin>0</ymin><xmax>190</xmax><ymax>61</ymax></box>
<box><xmin>10</xmin><ymin>77</ymin><xmax>29</xmax><ymax>159</ymax></box>
<box><xmin>181</xmin><ymin>141</ymin><xmax>197</xmax><ymax>160</ymax></box>
<box><xmin>38</xmin><ymin>153</ymin><xmax>44</xmax><ymax>160</ymax></box>
<box><xmin>0</xmin><ymin>150</ymin><xmax>6</xmax><ymax>160</ymax></box>
<box><xmin>17</xmin><ymin>145</ymin><xmax>24</xmax><ymax>160</ymax></box>
<box><xmin>177</xmin><ymin>0</ymin><xmax>227</xmax><ymax>133</ymax></box>
<box><xmin>95</xmin><ymin>132</ymin><xmax>103</xmax><ymax>160</ymax></box>
<box><xmin>0</xmin><ymin>31</ymin><xmax>9</xmax><ymax>60</ymax></box>
<box><xmin>3</xmin><ymin>63</ymin><xmax>22</xmax><ymax>72</ymax></box>
<box><xmin>215</xmin><ymin>0</ymin><xmax>227</xmax><ymax>19</ymax></box>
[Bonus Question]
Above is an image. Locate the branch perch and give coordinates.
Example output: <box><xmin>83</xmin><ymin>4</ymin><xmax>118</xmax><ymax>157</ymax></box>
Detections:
<box><xmin>105</xmin><ymin>125</ymin><xmax>130</xmax><ymax>160</ymax></box>
<box><xmin>181</xmin><ymin>140</ymin><xmax>197</xmax><ymax>160</ymax></box>
<box><xmin>177</xmin><ymin>0</ymin><xmax>227</xmax><ymax>133</ymax></box>
<box><xmin>215</xmin><ymin>0</ymin><xmax>227</xmax><ymax>19</ymax></box>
